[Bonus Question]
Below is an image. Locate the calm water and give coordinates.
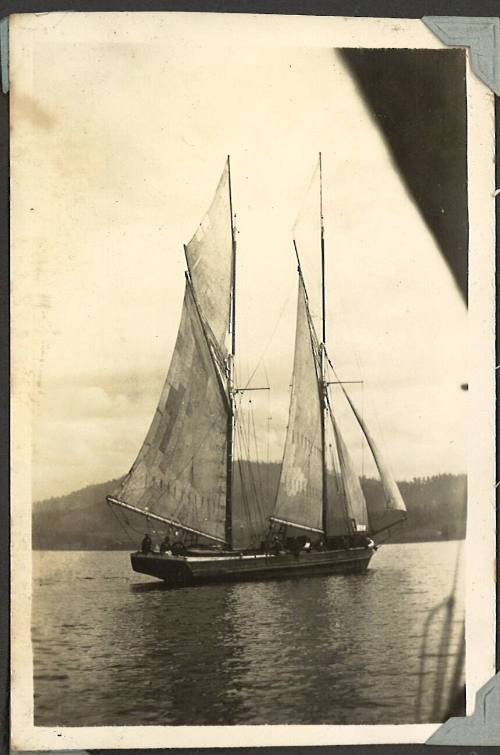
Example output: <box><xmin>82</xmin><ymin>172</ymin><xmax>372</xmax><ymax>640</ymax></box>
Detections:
<box><xmin>33</xmin><ymin>541</ymin><xmax>464</xmax><ymax>726</ymax></box>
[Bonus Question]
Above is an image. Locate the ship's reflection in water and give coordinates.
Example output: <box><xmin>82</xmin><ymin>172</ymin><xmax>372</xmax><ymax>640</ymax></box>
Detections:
<box><xmin>33</xmin><ymin>540</ymin><xmax>464</xmax><ymax>726</ymax></box>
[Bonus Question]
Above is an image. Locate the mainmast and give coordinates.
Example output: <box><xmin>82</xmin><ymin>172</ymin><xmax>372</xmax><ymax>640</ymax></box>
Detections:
<box><xmin>226</xmin><ymin>155</ymin><xmax>236</xmax><ymax>549</ymax></box>
<box><xmin>319</xmin><ymin>152</ymin><xmax>328</xmax><ymax>537</ymax></box>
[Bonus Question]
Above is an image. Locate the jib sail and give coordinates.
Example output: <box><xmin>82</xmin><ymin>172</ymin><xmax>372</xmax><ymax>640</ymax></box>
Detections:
<box><xmin>342</xmin><ymin>387</ymin><xmax>407</xmax><ymax>533</ymax></box>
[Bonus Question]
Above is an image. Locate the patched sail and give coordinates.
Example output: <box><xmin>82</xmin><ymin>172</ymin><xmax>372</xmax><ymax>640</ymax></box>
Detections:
<box><xmin>271</xmin><ymin>278</ymin><xmax>323</xmax><ymax>533</ymax></box>
<box><xmin>342</xmin><ymin>388</ymin><xmax>407</xmax><ymax>532</ymax></box>
<box><xmin>185</xmin><ymin>160</ymin><xmax>233</xmax><ymax>350</ymax></box>
<box><xmin>113</xmin><ymin>280</ymin><xmax>228</xmax><ymax>543</ymax></box>
<box><xmin>330</xmin><ymin>414</ymin><xmax>370</xmax><ymax>532</ymax></box>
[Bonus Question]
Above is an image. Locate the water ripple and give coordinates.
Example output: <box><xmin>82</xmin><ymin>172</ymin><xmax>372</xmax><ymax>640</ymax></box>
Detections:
<box><xmin>32</xmin><ymin>542</ymin><xmax>464</xmax><ymax>726</ymax></box>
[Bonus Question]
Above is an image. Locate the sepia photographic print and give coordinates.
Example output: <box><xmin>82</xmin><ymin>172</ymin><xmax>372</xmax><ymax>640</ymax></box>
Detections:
<box><xmin>10</xmin><ymin>13</ymin><xmax>496</xmax><ymax>749</ymax></box>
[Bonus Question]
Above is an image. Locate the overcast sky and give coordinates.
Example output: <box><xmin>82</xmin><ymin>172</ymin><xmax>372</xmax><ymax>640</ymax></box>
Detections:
<box><xmin>11</xmin><ymin>14</ymin><xmax>467</xmax><ymax>501</ymax></box>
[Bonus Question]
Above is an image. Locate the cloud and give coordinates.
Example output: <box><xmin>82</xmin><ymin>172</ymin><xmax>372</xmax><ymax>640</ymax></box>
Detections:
<box><xmin>19</xmin><ymin>33</ymin><xmax>467</xmax><ymax>500</ymax></box>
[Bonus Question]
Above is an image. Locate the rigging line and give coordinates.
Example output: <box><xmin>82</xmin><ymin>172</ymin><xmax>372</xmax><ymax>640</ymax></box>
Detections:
<box><xmin>328</xmin><ymin>310</ymin><xmax>387</xmax><ymax>458</ymax></box>
<box><xmin>248</xmin><ymin>401</ymin><xmax>268</xmax><ymax>529</ymax></box>
<box><xmin>234</xmin><ymin>403</ymin><xmax>252</xmax><ymax>526</ymax></box>
<box><xmin>227</xmin><ymin>154</ymin><xmax>237</xmax><ymax>358</ymax></box>
<box><xmin>324</xmin><ymin>348</ymin><xmax>373</xmax><ymax>448</ymax></box>
<box><xmin>264</xmin><ymin>364</ymin><xmax>271</xmax><ymax>497</ymax></box>
<box><xmin>325</xmin><ymin>390</ymin><xmax>351</xmax><ymax>525</ymax></box>
<box><xmin>246</xmin><ymin>400</ymin><xmax>260</xmax><ymax>496</ymax></box>
<box><xmin>292</xmin><ymin>157</ymin><xmax>321</xmax><ymax>239</ymax></box>
<box><xmin>326</xmin><ymin>298</ymin><xmax>388</xmax><ymax>454</ymax></box>
<box><xmin>237</xmin><ymin>404</ymin><xmax>266</xmax><ymax>539</ymax></box>
<box><xmin>234</xmin><ymin>424</ymin><xmax>253</xmax><ymax>543</ymax></box>
<box><xmin>361</xmin><ymin>380</ymin><xmax>365</xmax><ymax>479</ymax></box>
<box><xmin>237</xmin><ymin>457</ymin><xmax>255</xmax><ymax>545</ymax></box>
<box><xmin>106</xmin><ymin>498</ymin><xmax>142</xmax><ymax>540</ymax></box>
<box><xmin>242</xmin><ymin>290</ymin><xmax>292</xmax><ymax>391</ymax></box>
<box><xmin>248</xmin><ymin>397</ymin><xmax>265</xmax><ymax>507</ymax></box>
<box><xmin>238</xmin><ymin>406</ymin><xmax>263</xmax><ymax>532</ymax></box>
<box><xmin>328</xmin><ymin>435</ymin><xmax>342</xmax><ymax>492</ymax></box>
<box><xmin>235</xmin><ymin>416</ymin><xmax>260</xmax><ymax>544</ymax></box>
<box><xmin>324</xmin><ymin>391</ymin><xmax>342</xmax><ymax>487</ymax></box>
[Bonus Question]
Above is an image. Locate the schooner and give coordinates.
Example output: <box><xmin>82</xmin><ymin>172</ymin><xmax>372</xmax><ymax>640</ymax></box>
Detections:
<box><xmin>107</xmin><ymin>156</ymin><xmax>407</xmax><ymax>584</ymax></box>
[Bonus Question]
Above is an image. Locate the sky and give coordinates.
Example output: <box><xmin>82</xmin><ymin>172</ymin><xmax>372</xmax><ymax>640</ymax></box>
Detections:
<box><xmin>11</xmin><ymin>14</ymin><xmax>467</xmax><ymax>501</ymax></box>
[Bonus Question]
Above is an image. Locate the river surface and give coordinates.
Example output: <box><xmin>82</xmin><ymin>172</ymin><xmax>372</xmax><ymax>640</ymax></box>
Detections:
<box><xmin>33</xmin><ymin>541</ymin><xmax>464</xmax><ymax>726</ymax></box>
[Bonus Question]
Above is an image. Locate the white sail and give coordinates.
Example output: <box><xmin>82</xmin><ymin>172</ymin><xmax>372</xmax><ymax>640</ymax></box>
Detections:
<box><xmin>341</xmin><ymin>388</ymin><xmax>407</xmax><ymax>531</ymax></box>
<box><xmin>271</xmin><ymin>278</ymin><xmax>323</xmax><ymax>533</ymax></box>
<box><xmin>113</xmin><ymin>280</ymin><xmax>228</xmax><ymax>543</ymax></box>
<box><xmin>185</xmin><ymin>160</ymin><xmax>233</xmax><ymax>351</ymax></box>
<box><xmin>330</xmin><ymin>414</ymin><xmax>370</xmax><ymax>532</ymax></box>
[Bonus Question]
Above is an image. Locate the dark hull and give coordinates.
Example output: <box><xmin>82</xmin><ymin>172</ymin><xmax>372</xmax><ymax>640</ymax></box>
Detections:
<box><xmin>131</xmin><ymin>546</ymin><xmax>374</xmax><ymax>586</ymax></box>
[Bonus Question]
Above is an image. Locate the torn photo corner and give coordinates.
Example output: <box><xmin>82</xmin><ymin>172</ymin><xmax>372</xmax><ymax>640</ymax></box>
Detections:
<box><xmin>9</xmin><ymin>11</ymin><xmax>496</xmax><ymax>750</ymax></box>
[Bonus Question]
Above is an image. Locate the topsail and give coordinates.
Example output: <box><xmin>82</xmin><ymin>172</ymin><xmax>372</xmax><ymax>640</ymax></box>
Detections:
<box><xmin>185</xmin><ymin>161</ymin><xmax>233</xmax><ymax>351</ymax></box>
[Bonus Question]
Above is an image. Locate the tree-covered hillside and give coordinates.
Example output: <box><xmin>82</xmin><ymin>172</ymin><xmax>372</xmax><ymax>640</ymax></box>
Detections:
<box><xmin>32</xmin><ymin>467</ymin><xmax>466</xmax><ymax>550</ymax></box>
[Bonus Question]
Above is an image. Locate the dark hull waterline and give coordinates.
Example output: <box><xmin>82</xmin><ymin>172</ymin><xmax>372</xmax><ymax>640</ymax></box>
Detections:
<box><xmin>131</xmin><ymin>546</ymin><xmax>375</xmax><ymax>586</ymax></box>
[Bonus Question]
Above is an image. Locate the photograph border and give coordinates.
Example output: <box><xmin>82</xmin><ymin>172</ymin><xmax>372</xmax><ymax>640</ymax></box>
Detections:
<box><xmin>4</xmin><ymin>3</ymin><xmax>498</xmax><ymax>752</ymax></box>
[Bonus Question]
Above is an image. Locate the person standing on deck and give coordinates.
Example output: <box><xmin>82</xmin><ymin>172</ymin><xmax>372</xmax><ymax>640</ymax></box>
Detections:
<box><xmin>160</xmin><ymin>535</ymin><xmax>171</xmax><ymax>554</ymax></box>
<box><xmin>141</xmin><ymin>533</ymin><xmax>152</xmax><ymax>554</ymax></box>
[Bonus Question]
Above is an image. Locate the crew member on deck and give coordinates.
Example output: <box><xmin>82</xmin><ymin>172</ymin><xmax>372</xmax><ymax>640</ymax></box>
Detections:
<box><xmin>141</xmin><ymin>533</ymin><xmax>152</xmax><ymax>554</ymax></box>
<box><xmin>160</xmin><ymin>535</ymin><xmax>171</xmax><ymax>554</ymax></box>
<box><xmin>272</xmin><ymin>536</ymin><xmax>282</xmax><ymax>554</ymax></box>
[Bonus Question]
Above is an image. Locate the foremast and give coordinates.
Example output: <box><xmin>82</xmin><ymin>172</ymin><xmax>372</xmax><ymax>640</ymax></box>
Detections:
<box><xmin>318</xmin><ymin>151</ymin><xmax>328</xmax><ymax>538</ymax></box>
<box><xmin>225</xmin><ymin>155</ymin><xmax>237</xmax><ymax>549</ymax></box>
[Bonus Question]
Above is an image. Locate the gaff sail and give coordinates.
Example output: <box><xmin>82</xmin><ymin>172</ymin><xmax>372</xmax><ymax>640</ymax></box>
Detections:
<box><xmin>185</xmin><ymin>161</ymin><xmax>233</xmax><ymax>351</ymax></box>
<box><xmin>271</xmin><ymin>278</ymin><xmax>323</xmax><ymax>533</ymax></box>
<box><xmin>111</xmin><ymin>280</ymin><xmax>229</xmax><ymax>543</ymax></box>
<box><xmin>341</xmin><ymin>387</ymin><xmax>407</xmax><ymax>532</ymax></box>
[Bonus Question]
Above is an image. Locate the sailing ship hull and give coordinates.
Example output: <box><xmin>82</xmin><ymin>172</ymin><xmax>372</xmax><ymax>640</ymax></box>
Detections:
<box><xmin>131</xmin><ymin>546</ymin><xmax>374</xmax><ymax>586</ymax></box>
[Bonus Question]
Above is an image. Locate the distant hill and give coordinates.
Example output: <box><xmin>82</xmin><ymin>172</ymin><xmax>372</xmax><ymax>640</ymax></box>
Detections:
<box><xmin>32</xmin><ymin>467</ymin><xmax>466</xmax><ymax>550</ymax></box>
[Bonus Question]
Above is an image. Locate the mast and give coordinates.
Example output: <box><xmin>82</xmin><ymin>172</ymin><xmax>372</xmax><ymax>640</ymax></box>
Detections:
<box><xmin>319</xmin><ymin>152</ymin><xmax>326</xmax><ymax>346</ymax></box>
<box><xmin>226</xmin><ymin>155</ymin><xmax>236</xmax><ymax>549</ymax></box>
<box><xmin>319</xmin><ymin>152</ymin><xmax>328</xmax><ymax>537</ymax></box>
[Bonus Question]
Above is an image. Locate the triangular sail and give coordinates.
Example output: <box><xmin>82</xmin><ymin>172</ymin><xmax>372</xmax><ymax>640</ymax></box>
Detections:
<box><xmin>341</xmin><ymin>388</ymin><xmax>407</xmax><ymax>532</ymax></box>
<box><xmin>271</xmin><ymin>278</ymin><xmax>323</xmax><ymax>533</ymax></box>
<box><xmin>112</xmin><ymin>280</ymin><xmax>228</xmax><ymax>543</ymax></box>
<box><xmin>293</xmin><ymin>160</ymin><xmax>322</xmax><ymax>331</ymax></box>
<box><xmin>330</xmin><ymin>413</ymin><xmax>370</xmax><ymax>532</ymax></box>
<box><xmin>185</xmin><ymin>161</ymin><xmax>233</xmax><ymax>351</ymax></box>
